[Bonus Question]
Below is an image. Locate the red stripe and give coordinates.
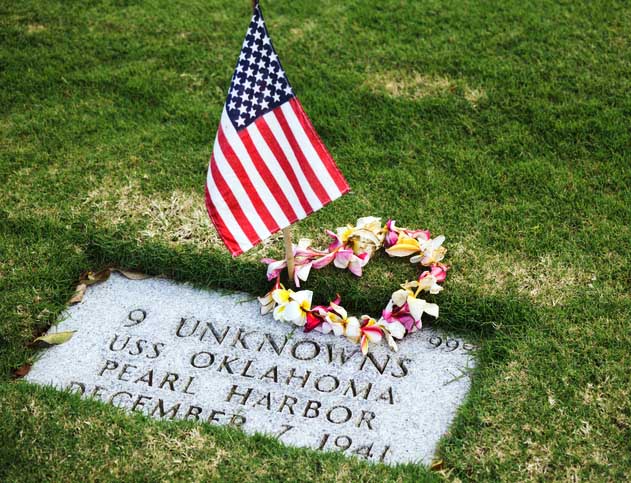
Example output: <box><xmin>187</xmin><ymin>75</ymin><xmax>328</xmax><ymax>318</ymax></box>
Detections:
<box><xmin>273</xmin><ymin>107</ymin><xmax>329</xmax><ymax>205</ymax></box>
<box><xmin>218</xmin><ymin>126</ymin><xmax>279</xmax><ymax>234</ymax></box>
<box><xmin>209</xmin><ymin>154</ymin><xmax>259</xmax><ymax>245</ymax></box>
<box><xmin>239</xmin><ymin>128</ymin><xmax>299</xmax><ymax>225</ymax></box>
<box><xmin>289</xmin><ymin>98</ymin><xmax>350</xmax><ymax>194</ymax></box>
<box><xmin>255</xmin><ymin>116</ymin><xmax>314</xmax><ymax>215</ymax></box>
<box><xmin>204</xmin><ymin>183</ymin><xmax>242</xmax><ymax>256</ymax></box>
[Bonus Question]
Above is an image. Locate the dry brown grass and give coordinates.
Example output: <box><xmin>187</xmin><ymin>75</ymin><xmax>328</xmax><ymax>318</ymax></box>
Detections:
<box><xmin>289</xmin><ymin>20</ymin><xmax>317</xmax><ymax>41</ymax></box>
<box><xmin>26</xmin><ymin>23</ymin><xmax>46</xmax><ymax>34</ymax></box>
<box><xmin>364</xmin><ymin>70</ymin><xmax>487</xmax><ymax>107</ymax></box>
<box><xmin>81</xmin><ymin>180</ymin><xmax>282</xmax><ymax>260</ymax></box>
<box><xmin>449</xmin><ymin>237</ymin><xmax>593</xmax><ymax>306</ymax></box>
<box><xmin>83</xmin><ymin>181</ymin><xmax>220</xmax><ymax>247</ymax></box>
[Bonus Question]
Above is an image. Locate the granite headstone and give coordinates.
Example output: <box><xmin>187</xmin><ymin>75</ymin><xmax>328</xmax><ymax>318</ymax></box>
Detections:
<box><xmin>26</xmin><ymin>273</ymin><xmax>475</xmax><ymax>465</ymax></box>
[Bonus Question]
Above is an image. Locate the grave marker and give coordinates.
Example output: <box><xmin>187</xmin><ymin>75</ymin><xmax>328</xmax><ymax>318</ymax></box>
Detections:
<box><xmin>26</xmin><ymin>274</ymin><xmax>475</xmax><ymax>465</ymax></box>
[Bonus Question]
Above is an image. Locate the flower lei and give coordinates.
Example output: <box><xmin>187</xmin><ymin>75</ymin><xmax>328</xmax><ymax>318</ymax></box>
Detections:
<box><xmin>258</xmin><ymin>217</ymin><xmax>448</xmax><ymax>355</ymax></box>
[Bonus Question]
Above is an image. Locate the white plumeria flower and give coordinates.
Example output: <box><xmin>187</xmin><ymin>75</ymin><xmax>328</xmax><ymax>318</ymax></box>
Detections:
<box><xmin>355</xmin><ymin>216</ymin><xmax>382</xmax><ymax>232</ymax></box>
<box><xmin>390</xmin><ymin>288</ymin><xmax>439</xmax><ymax>331</ymax></box>
<box><xmin>402</xmin><ymin>274</ymin><xmax>443</xmax><ymax>295</ymax></box>
<box><xmin>411</xmin><ymin>235</ymin><xmax>446</xmax><ymax>266</ymax></box>
<box><xmin>377</xmin><ymin>317</ymin><xmax>406</xmax><ymax>351</ymax></box>
<box><xmin>407</xmin><ymin>296</ymin><xmax>439</xmax><ymax>322</ymax></box>
<box><xmin>272</xmin><ymin>288</ymin><xmax>312</xmax><ymax>326</ymax></box>
<box><xmin>334</xmin><ymin>216</ymin><xmax>384</xmax><ymax>258</ymax></box>
<box><xmin>272</xmin><ymin>287</ymin><xmax>294</xmax><ymax>320</ymax></box>
<box><xmin>417</xmin><ymin>273</ymin><xmax>443</xmax><ymax>294</ymax></box>
<box><xmin>278</xmin><ymin>290</ymin><xmax>313</xmax><ymax>326</ymax></box>
<box><xmin>325</xmin><ymin>303</ymin><xmax>360</xmax><ymax>339</ymax></box>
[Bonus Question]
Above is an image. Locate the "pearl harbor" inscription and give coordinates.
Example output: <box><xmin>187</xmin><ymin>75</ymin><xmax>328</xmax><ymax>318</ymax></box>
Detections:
<box><xmin>26</xmin><ymin>274</ymin><xmax>475</xmax><ymax>465</ymax></box>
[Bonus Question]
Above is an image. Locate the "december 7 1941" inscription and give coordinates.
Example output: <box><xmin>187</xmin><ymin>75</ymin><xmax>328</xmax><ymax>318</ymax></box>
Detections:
<box><xmin>26</xmin><ymin>273</ymin><xmax>475</xmax><ymax>465</ymax></box>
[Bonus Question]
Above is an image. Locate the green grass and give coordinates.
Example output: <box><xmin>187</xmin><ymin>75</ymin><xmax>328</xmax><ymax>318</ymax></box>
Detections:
<box><xmin>1</xmin><ymin>0</ymin><xmax>630</xmax><ymax>480</ymax></box>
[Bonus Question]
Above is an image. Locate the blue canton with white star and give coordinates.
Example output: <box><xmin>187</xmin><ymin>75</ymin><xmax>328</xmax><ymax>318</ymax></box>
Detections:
<box><xmin>226</xmin><ymin>5</ymin><xmax>295</xmax><ymax>131</ymax></box>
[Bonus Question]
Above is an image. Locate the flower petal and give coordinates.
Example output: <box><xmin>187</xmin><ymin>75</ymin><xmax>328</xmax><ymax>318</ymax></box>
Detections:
<box><xmin>345</xmin><ymin>317</ymin><xmax>361</xmax><ymax>340</ymax></box>
<box><xmin>272</xmin><ymin>288</ymin><xmax>292</xmax><ymax>305</ymax></box>
<box><xmin>391</xmin><ymin>289</ymin><xmax>408</xmax><ymax>307</ymax></box>
<box><xmin>329</xmin><ymin>302</ymin><xmax>347</xmax><ymax>319</ymax></box>
<box><xmin>385</xmin><ymin>236</ymin><xmax>420</xmax><ymax>257</ymax></box>
<box><xmin>363</xmin><ymin>326</ymin><xmax>383</xmax><ymax>344</ymax></box>
<box><xmin>387</xmin><ymin>321</ymin><xmax>405</xmax><ymax>339</ymax></box>
<box><xmin>407</xmin><ymin>296</ymin><xmax>427</xmax><ymax>322</ymax></box>
<box><xmin>384</xmin><ymin>332</ymin><xmax>398</xmax><ymax>351</ymax></box>
<box><xmin>333</xmin><ymin>249</ymin><xmax>353</xmax><ymax>269</ymax></box>
<box><xmin>360</xmin><ymin>335</ymin><xmax>369</xmax><ymax>355</ymax></box>
<box><xmin>424</xmin><ymin>302</ymin><xmax>439</xmax><ymax>318</ymax></box>
<box><xmin>282</xmin><ymin>301</ymin><xmax>302</xmax><ymax>323</ymax></box>
<box><xmin>431</xmin><ymin>264</ymin><xmax>448</xmax><ymax>283</ymax></box>
<box><xmin>311</xmin><ymin>251</ymin><xmax>336</xmax><ymax>269</ymax></box>
<box><xmin>273</xmin><ymin>303</ymin><xmax>286</xmax><ymax>321</ymax></box>
<box><xmin>304</xmin><ymin>311</ymin><xmax>323</xmax><ymax>332</ymax></box>
<box><xmin>290</xmin><ymin>290</ymin><xmax>313</xmax><ymax>306</ymax></box>
<box><xmin>294</xmin><ymin>261</ymin><xmax>312</xmax><ymax>287</ymax></box>
<box><xmin>263</xmin><ymin>259</ymin><xmax>287</xmax><ymax>281</ymax></box>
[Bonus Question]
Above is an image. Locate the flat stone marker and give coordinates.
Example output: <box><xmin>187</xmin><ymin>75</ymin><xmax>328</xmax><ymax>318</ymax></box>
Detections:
<box><xmin>27</xmin><ymin>273</ymin><xmax>475</xmax><ymax>465</ymax></box>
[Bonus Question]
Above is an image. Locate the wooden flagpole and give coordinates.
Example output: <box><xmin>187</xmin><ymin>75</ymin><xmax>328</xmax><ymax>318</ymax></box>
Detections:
<box><xmin>283</xmin><ymin>226</ymin><xmax>296</xmax><ymax>284</ymax></box>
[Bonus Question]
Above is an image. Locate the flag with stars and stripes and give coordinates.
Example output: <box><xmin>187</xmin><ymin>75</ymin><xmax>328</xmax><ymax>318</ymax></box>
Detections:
<box><xmin>205</xmin><ymin>0</ymin><xmax>350</xmax><ymax>256</ymax></box>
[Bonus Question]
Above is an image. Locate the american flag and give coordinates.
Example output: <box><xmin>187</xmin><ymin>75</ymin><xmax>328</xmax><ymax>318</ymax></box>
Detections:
<box><xmin>205</xmin><ymin>0</ymin><xmax>350</xmax><ymax>256</ymax></box>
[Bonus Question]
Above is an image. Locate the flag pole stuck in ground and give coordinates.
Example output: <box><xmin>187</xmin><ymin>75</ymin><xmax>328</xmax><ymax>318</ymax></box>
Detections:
<box><xmin>204</xmin><ymin>0</ymin><xmax>350</xmax><ymax>283</ymax></box>
<box><xmin>282</xmin><ymin>226</ymin><xmax>295</xmax><ymax>281</ymax></box>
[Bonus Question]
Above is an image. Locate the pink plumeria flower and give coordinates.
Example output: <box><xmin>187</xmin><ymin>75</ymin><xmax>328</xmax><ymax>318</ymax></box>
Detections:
<box><xmin>385</xmin><ymin>288</ymin><xmax>439</xmax><ymax>332</ymax></box>
<box><xmin>383</xmin><ymin>219</ymin><xmax>399</xmax><ymax>247</ymax></box>
<box><xmin>309</xmin><ymin>232</ymin><xmax>370</xmax><ymax>277</ymax></box>
<box><xmin>357</xmin><ymin>316</ymin><xmax>384</xmax><ymax>355</ymax></box>
<box><xmin>332</xmin><ymin>249</ymin><xmax>369</xmax><ymax>276</ymax></box>
<box><xmin>305</xmin><ymin>295</ymin><xmax>342</xmax><ymax>333</ymax></box>
<box><xmin>405</xmin><ymin>229</ymin><xmax>431</xmax><ymax>241</ymax></box>
<box><xmin>430</xmin><ymin>263</ymin><xmax>448</xmax><ymax>282</ymax></box>
<box><xmin>381</xmin><ymin>297</ymin><xmax>416</xmax><ymax>331</ymax></box>
<box><xmin>262</xmin><ymin>258</ymin><xmax>287</xmax><ymax>281</ymax></box>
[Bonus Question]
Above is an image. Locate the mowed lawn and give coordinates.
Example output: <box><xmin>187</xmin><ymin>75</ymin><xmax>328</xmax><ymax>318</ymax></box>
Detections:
<box><xmin>1</xmin><ymin>0</ymin><xmax>630</xmax><ymax>481</ymax></box>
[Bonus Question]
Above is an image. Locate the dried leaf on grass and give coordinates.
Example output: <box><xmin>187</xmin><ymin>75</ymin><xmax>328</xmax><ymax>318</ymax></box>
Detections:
<box><xmin>69</xmin><ymin>268</ymin><xmax>150</xmax><ymax>304</ymax></box>
<box><xmin>12</xmin><ymin>363</ymin><xmax>31</xmax><ymax>378</ymax></box>
<box><xmin>82</xmin><ymin>269</ymin><xmax>111</xmax><ymax>286</ymax></box>
<box><xmin>112</xmin><ymin>269</ymin><xmax>150</xmax><ymax>280</ymax></box>
<box><xmin>69</xmin><ymin>283</ymin><xmax>87</xmax><ymax>304</ymax></box>
<box><xmin>33</xmin><ymin>331</ymin><xmax>75</xmax><ymax>347</ymax></box>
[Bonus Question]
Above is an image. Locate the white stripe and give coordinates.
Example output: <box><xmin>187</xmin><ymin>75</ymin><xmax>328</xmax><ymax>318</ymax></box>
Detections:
<box><xmin>263</xmin><ymin>109</ymin><xmax>323</xmax><ymax>211</ymax></box>
<box><xmin>247</xmin><ymin>123</ymin><xmax>308</xmax><ymax>220</ymax></box>
<box><xmin>220</xmin><ymin>110</ymin><xmax>290</xmax><ymax>228</ymax></box>
<box><xmin>212</xmin><ymin>135</ymin><xmax>270</xmax><ymax>241</ymax></box>
<box><xmin>206</xmin><ymin>161</ymin><xmax>253</xmax><ymax>253</ymax></box>
<box><xmin>280</xmin><ymin>103</ymin><xmax>341</xmax><ymax>200</ymax></box>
